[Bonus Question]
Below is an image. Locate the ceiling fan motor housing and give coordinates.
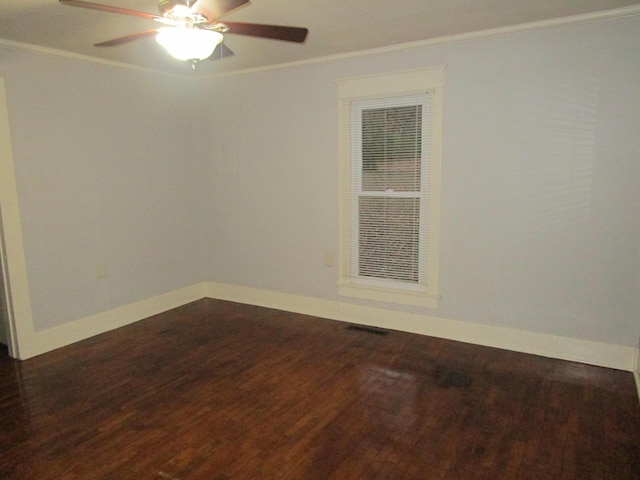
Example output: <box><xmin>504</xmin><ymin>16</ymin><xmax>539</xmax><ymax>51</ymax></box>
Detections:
<box><xmin>159</xmin><ymin>0</ymin><xmax>194</xmax><ymax>15</ymax></box>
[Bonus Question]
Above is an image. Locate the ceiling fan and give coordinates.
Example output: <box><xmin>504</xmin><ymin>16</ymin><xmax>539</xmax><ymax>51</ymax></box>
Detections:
<box><xmin>59</xmin><ymin>0</ymin><xmax>309</xmax><ymax>67</ymax></box>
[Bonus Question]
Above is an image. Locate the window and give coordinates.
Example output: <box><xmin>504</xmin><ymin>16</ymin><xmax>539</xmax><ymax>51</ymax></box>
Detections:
<box><xmin>338</xmin><ymin>67</ymin><xmax>444</xmax><ymax>308</ymax></box>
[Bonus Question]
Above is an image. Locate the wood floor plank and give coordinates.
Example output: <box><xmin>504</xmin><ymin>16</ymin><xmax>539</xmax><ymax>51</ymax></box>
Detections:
<box><xmin>0</xmin><ymin>298</ymin><xmax>638</xmax><ymax>479</ymax></box>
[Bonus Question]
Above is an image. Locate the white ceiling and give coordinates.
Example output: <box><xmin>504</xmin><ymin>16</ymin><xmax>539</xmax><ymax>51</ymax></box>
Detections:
<box><xmin>1</xmin><ymin>0</ymin><xmax>639</xmax><ymax>76</ymax></box>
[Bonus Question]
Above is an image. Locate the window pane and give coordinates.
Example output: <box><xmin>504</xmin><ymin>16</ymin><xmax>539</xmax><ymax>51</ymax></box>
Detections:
<box><xmin>358</xmin><ymin>196</ymin><xmax>420</xmax><ymax>282</ymax></box>
<box><xmin>361</xmin><ymin>105</ymin><xmax>422</xmax><ymax>192</ymax></box>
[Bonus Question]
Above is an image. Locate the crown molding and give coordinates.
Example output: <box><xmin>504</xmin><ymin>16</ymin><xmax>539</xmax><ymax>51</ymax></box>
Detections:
<box><xmin>0</xmin><ymin>37</ymin><xmax>186</xmax><ymax>78</ymax></box>
<box><xmin>209</xmin><ymin>4</ymin><xmax>640</xmax><ymax>78</ymax></box>
<box><xmin>1</xmin><ymin>5</ymin><xmax>639</xmax><ymax>79</ymax></box>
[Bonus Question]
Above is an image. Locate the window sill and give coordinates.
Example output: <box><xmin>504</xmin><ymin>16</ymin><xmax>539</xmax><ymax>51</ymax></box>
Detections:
<box><xmin>338</xmin><ymin>283</ymin><xmax>440</xmax><ymax>309</ymax></box>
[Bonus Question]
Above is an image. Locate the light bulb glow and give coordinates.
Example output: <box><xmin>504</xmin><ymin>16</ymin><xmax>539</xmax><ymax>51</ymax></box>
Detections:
<box><xmin>156</xmin><ymin>27</ymin><xmax>223</xmax><ymax>62</ymax></box>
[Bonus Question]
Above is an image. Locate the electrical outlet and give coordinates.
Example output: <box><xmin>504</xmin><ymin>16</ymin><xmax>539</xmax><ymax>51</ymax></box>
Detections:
<box><xmin>95</xmin><ymin>262</ymin><xmax>107</xmax><ymax>278</ymax></box>
<box><xmin>323</xmin><ymin>249</ymin><xmax>335</xmax><ymax>268</ymax></box>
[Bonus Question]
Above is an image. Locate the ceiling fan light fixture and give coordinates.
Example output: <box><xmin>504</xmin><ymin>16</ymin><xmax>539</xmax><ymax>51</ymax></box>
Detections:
<box><xmin>156</xmin><ymin>27</ymin><xmax>223</xmax><ymax>62</ymax></box>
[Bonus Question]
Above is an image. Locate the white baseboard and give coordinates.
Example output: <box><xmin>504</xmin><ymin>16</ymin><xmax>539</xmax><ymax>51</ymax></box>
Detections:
<box><xmin>16</xmin><ymin>283</ymin><xmax>207</xmax><ymax>360</ymax></box>
<box><xmin>14</xmin><ymin>281</ymin><xmax>638</xmax><ymax>377</ymax></box>
<box><xmin>635</xmin><ymin>347</ymin><xmax>640</xmax><ymax>401</ymax></box>
<box><xmin>205</xmin><ymin>282</ymin><xmax>638</xmax><ymax>372</ymax></box>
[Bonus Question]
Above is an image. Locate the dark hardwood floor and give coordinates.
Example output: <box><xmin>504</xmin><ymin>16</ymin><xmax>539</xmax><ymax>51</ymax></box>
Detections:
<box><xmin>0</xmin><ymin>299</ymin><xmax>638</xmax><ymax>479</ymax></box>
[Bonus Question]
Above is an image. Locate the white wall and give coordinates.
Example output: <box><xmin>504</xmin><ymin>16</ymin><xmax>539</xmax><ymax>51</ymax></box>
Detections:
<box><xmin>0</xmin><ymin>50</ymin><xmax>204</xmax><ymax>332</ymax></box>
<box><xmin>197</xmin><ymin>67</ymin><xmax>340</xmax><ymax>300</ymax></box>
<box><xmin>0</xmin><ymin>13</ymin><xmax>637</xmax><ymax>361</ymax></box>
<box><xmin>197</xmin><ymin>15</ymin><xmax>640</xmax><ymax>347</ymax></box>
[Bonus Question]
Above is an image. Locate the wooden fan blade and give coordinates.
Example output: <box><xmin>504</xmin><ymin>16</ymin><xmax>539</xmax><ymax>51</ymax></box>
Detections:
<box><xmin>222</xmin><ymin>22</ymin><xmax>308</xmax><ymax>42</ymax></box>
<box><xmin>209</xmin><ymin>42</ymin><xmax>234</xmax><ymax>60</ymax></box>
<box><xmin>192</xmin><ymin>0</ymin><xmax>250</xmax><ymax>21</ymax></box>
<box><xmin>94</xmin><ymin>30</ymin><xmax>159</xmax><ymax>47</ymax></box>
<box><xmin>59</xmin><ymin>0</ymin><xmax>164</xmax><ymax>21</ymax></box>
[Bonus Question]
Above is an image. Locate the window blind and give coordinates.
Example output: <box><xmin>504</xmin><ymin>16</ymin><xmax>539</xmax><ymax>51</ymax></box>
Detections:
<box><xmin>343</xmin><ymin>92</ymin><xmax>432</xmax><ymax>288</ymax></box>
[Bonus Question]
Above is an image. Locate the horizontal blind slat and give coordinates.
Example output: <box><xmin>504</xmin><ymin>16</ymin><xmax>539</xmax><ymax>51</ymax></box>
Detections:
<box><xmin>343</xmin><ymin>91</ymin><xmax>432</xmax><ymax>286</ymax></box>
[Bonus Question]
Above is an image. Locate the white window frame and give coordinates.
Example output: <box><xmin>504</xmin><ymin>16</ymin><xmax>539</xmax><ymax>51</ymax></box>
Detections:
<box><xmin>338</xmin><ymin>67</ymin><xmax>444</xmax><ymax>309</ymax></box>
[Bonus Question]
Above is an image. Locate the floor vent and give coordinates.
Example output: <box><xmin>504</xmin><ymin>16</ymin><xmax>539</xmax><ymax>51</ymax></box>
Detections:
<box><xmin>346</xmin><ymin>324</ymin><xmax>389</xmax><ymax>336</ymax></box>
